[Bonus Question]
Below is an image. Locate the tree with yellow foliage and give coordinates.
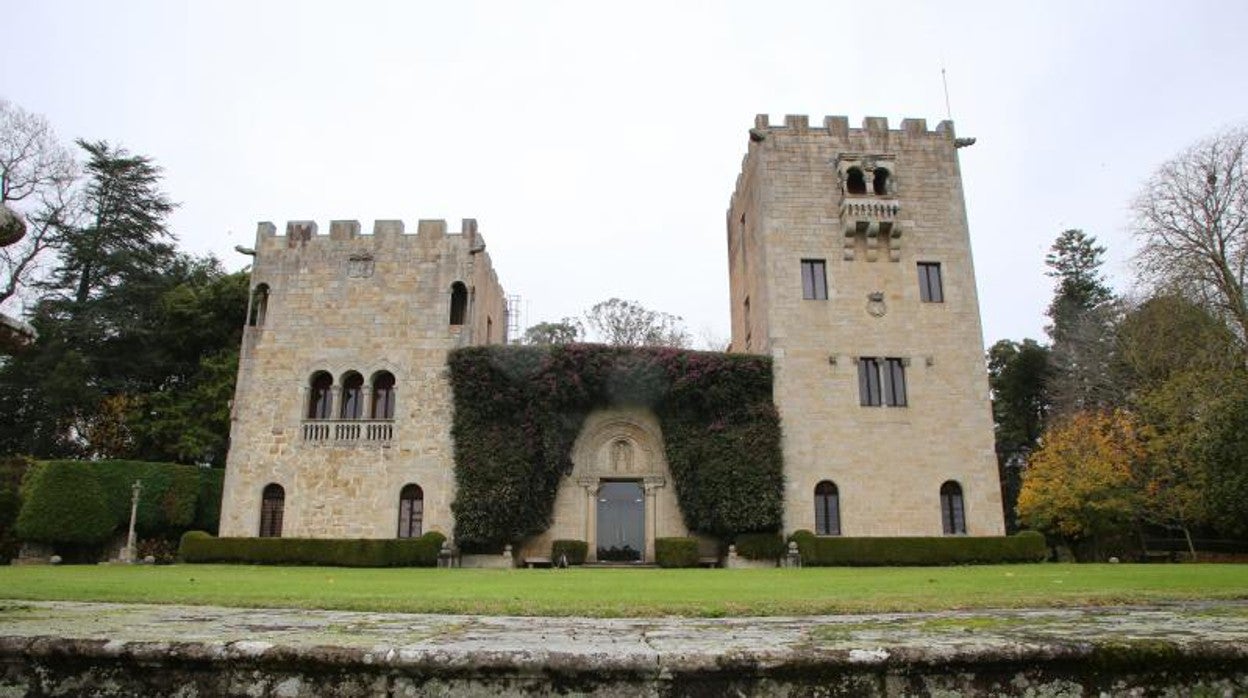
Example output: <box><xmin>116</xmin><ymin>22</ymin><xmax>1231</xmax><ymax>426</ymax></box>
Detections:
<box><xmin>1017</xmin><ymin>409</ymin><xmax>1145</xmax><ymax>559</ymax></box>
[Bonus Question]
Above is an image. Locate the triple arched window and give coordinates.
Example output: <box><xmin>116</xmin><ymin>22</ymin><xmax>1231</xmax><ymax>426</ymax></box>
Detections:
<box><xmin>305</xmin><ymin>370</ymin><xmax>397</xmax><ymax>420</ymax></box>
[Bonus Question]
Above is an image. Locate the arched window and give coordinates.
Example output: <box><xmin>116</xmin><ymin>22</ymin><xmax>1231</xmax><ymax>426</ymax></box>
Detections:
<box><xmin>449</xmin><ymin>282</ymin><xmax>468</xmax><ymax>326</ymax></box>
<box><xmin>371</xmin><ymin>371</ymin><xmax>396</xmax><ymax>419</ymax></box>
<box><xmin>340</xmin><ymin>371</ymin><xmax>364</xmax><ymax>419</ymax></box>
<box><xmin>259</xmin><ymin>483</ymin><xmax>285</xmax><ymax>538</ymax></box>
<box><xmin>846</xmin><ymin>167</ymin><xmax>867</xmax><ymax>195</ymax></box>
<box><xmin>247</xmin><ymin>284</ymin><xmax>269</xmax><ymax>327</ymax></box>
<box><xmin>941</xmin><ymin>481</ymin><xmax>966</xmax><ymax>535</ymax></box>
<box><xmin>307</xmin><ymin>371</ymin><xmax>333</xmax><ymax>420</ymax></box>
<box><xmin>873</xmin><ymin>168</ymin><xmax>890</xmax><ymax>195</ymax></box>
<box><xmin>814</xmin><ymin>480</ymin><xmax>841</xmax><ymax>536</ymax></box>
<box><xmin>397</xmin><ymin>484</ymin><xmax>423</xmax><ymax>538</ymax></box>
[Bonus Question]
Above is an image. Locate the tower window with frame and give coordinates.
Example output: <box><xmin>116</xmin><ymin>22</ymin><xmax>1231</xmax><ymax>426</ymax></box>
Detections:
<box><xmin>858</xmin><ymin>357</ymin><xmax>907</xmax><ymax>407</ymax></box>
<box><xmin>801</xmin><ymin>259</ymin><xmax>828</xmax><ymax>300</ymax></box>
<box><xmin>397</xmin><ymin>484</ymin><xmax>423</xmax><ymax>538</ymax></box>
<box><xmin>941</xmin><ymin>481</ymin><xmax>966</xmax><ymax>535</ymax></box>
<box><xmin>340</xmin><ymin>371</ymin><xmax>364</xmax><ymax>419</ymax></box>
<box><xmin>814</xmin><ymin>480</ymin><xmax>841</xmax><ymax>536</ymax></box>
<box><xmin>371</xmin><ymin>371</ymin><xmax>396</xmax><ymax>419</ymax></box>
<box><xmin>259</xmin><ymin>483</ymin><xmax>285</xmax><ymax>538</ymax></box>
<box><xmin>918</xmin><ymin>262</ymin><xmax>944</xmax><ymax>303</ymax></box>
<box><xmin>307</xmin><ymin>371</ymin><xmax>333</xmax><ymax>420</ymax></box>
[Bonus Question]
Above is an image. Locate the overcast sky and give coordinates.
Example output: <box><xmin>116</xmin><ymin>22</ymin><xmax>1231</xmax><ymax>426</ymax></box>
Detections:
<box><xmin>4</xmin><ymin>1</ymin><xmax>1247</xmax><ymax>349</ymax></box>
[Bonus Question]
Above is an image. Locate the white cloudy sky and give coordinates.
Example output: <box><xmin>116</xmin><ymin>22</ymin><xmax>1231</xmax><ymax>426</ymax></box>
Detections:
<box><xmin>4</xmin><ymin>1</ymin><xmax>1247</xmax><ymax>348</ymax></box>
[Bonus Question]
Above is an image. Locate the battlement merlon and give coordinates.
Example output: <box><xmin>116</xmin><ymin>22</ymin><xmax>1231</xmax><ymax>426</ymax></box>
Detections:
<box><xmin>750</xmin><ymin>114</ymin><xmax>956</xmax><ymax>139</ymax></box>
<box><xmin>253</xmin><ymin>218</ymin><xmax>485</xmax><ymax>251</ymax></box>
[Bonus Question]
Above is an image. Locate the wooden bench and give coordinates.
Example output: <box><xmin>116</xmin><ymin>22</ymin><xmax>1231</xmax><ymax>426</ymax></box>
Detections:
<box><xmin>524</xmin><ymin>557</ymin><xmax>552</xmax><ymax>569</ymax></box>
<box><xmin>698</xmin><ymin>556</ymin><xmax>720</xmax><ymax>568</ymax></box>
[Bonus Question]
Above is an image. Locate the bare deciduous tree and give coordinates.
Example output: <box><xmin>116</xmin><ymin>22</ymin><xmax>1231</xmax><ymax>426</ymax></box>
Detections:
<box><xmin>1133</xmin><ymin>126</ymin><xmax>1248</xmax><ymax>360</ymax></box>
<box><xmin>584</xmin><ymin>298</ymin><xmax>690</xmax><ymax>348</ymax></box>
<box><xmin>0</xmin><ymin>100</ymin><xmax>78</xmax><ymax>309</ymax></box>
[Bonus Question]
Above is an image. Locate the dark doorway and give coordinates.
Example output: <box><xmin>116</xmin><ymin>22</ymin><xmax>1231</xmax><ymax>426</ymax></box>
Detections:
<box><xmin>596</xmin><ymin>481</ymin><xmax>644</xmax><ymax>562</ymax></box>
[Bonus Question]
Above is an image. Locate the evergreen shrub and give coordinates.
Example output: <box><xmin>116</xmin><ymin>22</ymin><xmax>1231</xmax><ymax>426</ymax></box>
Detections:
<box><xmin>448</xmin><ymin>345</ymin><xmax>784</xmax><ymax>550</ymax></box>
<box><xmin>178</xmin><ymin>530</ymin><xmax>447</xmax><ymax>567</ymax></box>
<box><xmin>15</xmin><ymin>461</ymin><xmax>114</xmax><ymax>545</ymax></box>
<box><xmin>551</xmin><ymin>539</ymin><xmax>588</xmax><ymax>565</ymax></box>
<box><xmin>735</xmin><ymin>532</ymin><xmax>786</xmax><ymax>560</ymax></box>
<box><xmin>654</xmin><ymin>537</ymin><xmax>699</xmax><ymax>568</ymax></box>
<box><xmin>788</xmin><ymin>529</ymin><xmax>1048</xmax><ymax>566</ymax></box>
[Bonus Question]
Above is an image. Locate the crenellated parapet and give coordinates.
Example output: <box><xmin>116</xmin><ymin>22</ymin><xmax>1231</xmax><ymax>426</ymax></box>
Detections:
<box><xmin>254</xmin><ymin>218</ymin><xmax>485</xmax><ymax>253</ymax></box>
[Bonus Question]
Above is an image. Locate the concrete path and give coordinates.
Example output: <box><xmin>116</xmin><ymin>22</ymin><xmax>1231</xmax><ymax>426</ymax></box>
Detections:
<box><xmin>2</xmin><ymin>600</ymin><xmax>1247</xmax><ymax>695</ymax></box>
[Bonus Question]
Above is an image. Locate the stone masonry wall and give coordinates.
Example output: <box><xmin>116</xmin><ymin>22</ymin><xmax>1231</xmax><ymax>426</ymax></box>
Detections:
<box><xmin>218</xmin><ymin>219</ymin><xmax>507</xmax><ymax>539</ymax></box>
<box><xmin>728</xmin><ymin>115</ymin><xmax>1004</xmax><ymax>537</ymax></box>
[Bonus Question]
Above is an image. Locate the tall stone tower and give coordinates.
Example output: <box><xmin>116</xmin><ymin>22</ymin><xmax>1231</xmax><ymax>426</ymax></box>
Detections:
<box><xmin>727</xmin><ymin>114</ymin><xmax>1004</xmax><ymax>537</ymax></box>
<box><xmin>218</xmin><ymin>218</ymin><xmax>507</xmax><ymax>540</ymax></box>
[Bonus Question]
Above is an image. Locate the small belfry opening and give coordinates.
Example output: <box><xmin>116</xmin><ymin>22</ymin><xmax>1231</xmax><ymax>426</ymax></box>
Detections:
<box><xmin>247</xmin><ymin>284</ymin><xmax>269</xmax><ymax>326</ymax></box>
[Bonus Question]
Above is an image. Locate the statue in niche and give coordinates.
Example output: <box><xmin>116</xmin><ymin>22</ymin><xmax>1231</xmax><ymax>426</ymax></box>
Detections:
<box><xmin>611</xmin><ymin>439</ymin><xmax>634</xmax><ymax>473</ymax></box>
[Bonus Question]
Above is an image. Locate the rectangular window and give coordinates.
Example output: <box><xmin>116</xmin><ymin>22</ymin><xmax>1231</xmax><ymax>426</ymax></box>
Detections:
<box><xmin>858</xmin><ymin>357</ymin><xmax>882</xmax><ymax>406</ymax></box>
<box><xmin>859</xmin><ymin>357</ymin><xmax>907</xmax><ymax>407</ymax></box>
<box><xmin>801</xmin><ymin>259</ymin><xmax>828</xmax><ymax>300</ymax></box>
<box><xmin>918</xmin><ymin>262</ymin><xmax>944</xmax><ymax>303</ymax></box>
<box><xmin>884</xmin><ymin>357</ymin><xmax>907</xmax><ymax>406</ymax></box>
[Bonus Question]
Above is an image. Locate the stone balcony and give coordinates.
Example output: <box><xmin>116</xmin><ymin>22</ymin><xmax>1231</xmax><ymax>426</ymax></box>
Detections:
<box><xmin>301</xmin><ymin>419</ymin><xmax>394</xmax><ymax>445</ymax></box>
<box><xmin>840</xmin><ymin>196</ymin><xmax>902</xmax><ymax>262</ymax></box>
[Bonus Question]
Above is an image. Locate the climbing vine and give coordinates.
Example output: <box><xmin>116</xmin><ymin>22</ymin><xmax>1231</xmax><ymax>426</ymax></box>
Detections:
<box><xmin>447</xmin><ymin>344</ymin><xmax>783</xmax><ymax>550</ymax></box>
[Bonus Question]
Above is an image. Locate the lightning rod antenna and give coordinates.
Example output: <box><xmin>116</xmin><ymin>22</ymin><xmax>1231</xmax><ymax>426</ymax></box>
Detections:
<box><xmin>941</xmin><ymin>66</ymin><xmax>953</xmax><ymax>122</ymax></box>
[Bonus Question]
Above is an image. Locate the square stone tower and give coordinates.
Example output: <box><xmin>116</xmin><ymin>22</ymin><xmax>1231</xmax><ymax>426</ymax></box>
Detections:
<box><xmin>727</xmin><ymin>114</ymin><xmax>1004</xmax><ymax>537</ymax></box>
<box><xmin>217</xmin><ymin>219</ymin><xmax>507</xmax><ymax>539</ymax></box>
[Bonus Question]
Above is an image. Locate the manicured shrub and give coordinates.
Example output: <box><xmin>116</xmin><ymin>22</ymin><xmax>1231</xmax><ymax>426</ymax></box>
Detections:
<box><xmin>178</xmin><ymin>531</ymin><xmax>448</xmax><ymax>567</ymax></box>
<box><xmin>735</xmin><ymin>532</ymin><xmax>786</xmax><ymax>561</ymax></box>
<box><xmin>24</xmin><ymin>460</ymin><xmax>225</xmax><ymax>541</ymax></box>
<box><xmin>15</xmin><ymin>461</ymin><xmax>114</xmax><ymax>545</ymax></box>
<box><xmin>551</xmin><ymin>539</ymin><xmax>588</xmax><ymax>566</ymax></box>
<box><xmin>448</xmin><ymin>345</ymin><xmax>783</xmax><ymax>550</ymax></box>
<box><xmin>655</xmin><ymin>537</ymin><xmax>699</xmax><ymax>568</ymax></box>
<box><xmin>787</xmin><ymin>530</ymin><xmax>1049</xmax><ymax>566</ymax></box>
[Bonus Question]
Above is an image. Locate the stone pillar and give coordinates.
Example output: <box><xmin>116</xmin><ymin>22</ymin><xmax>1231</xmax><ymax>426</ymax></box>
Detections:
<box><xmin>643</xmin><ymin>480</ymin><xmax>660</xmax><ymax>564</ymax></box>
<box><xmin>580</xmin><ymin>478</ymin><xmax>598</xmax><ymax>562</ymax></box>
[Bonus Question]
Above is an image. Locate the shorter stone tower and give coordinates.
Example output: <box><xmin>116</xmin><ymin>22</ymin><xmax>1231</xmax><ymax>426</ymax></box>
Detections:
<box><xmin>218</xmin><ymin>219</ymin><xmax>507</xmax><ymax>539</ymax></box>
<box><xmin>727</xmin><ymin>115</ymin><xmax>1004</xmax><ymax>537</ymax></box>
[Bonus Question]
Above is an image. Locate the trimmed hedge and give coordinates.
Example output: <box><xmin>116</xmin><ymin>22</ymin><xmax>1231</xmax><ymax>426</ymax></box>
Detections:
<box><xmin>15</xmin><ymin>461</ymin><xmax>114</xmax><ymax>545</ymax></box>
<box><xmin>788</xmin><ymin>530</ymin><xmax>1048</xmax><ymax>566</ymax></box>
<box><xmin>655</xmin><ymin>537</ymin><xmax>699</xmax><ymax>568</ymax></box>
<box><xmin>448</xmin><ymin>345</ymin><xmax>784</xmax><ymax>550</ymax></box>
<box><xmin>178</xmin><ymin>530</ymin><xmax>447</xmax><ymax>567</ymax></box>
<box><xmin>15</xmin><ymin>460</ymin><xmax>225</xmax><ymax>547</ymax></box>
<box><xmin>0</xmin><ymin>456</ymin><xmax>32</xmax><ymax>562</ymax></box>
<box><xmin>551</xmin><ymin>539</ymin><xmax>588</xmax><ymax>566</ymax></box>
<box><xmin>735</xmin><ymin>532</ymin><xmax>786</xmax><ymax>561</ymax></box>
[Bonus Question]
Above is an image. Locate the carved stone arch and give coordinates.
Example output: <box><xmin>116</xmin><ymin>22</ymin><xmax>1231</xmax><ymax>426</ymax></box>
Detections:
<box><xmin>571</xmin><ymin>414</ymin><xmax>665</xmax><ymax>480</ymax></box>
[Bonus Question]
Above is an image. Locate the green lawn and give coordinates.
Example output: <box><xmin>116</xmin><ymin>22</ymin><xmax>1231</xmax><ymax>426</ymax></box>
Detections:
<box><xmin>0</xmin><ymin>564</ymin><xmax>1243</xmax><ymax>617</ymax></box>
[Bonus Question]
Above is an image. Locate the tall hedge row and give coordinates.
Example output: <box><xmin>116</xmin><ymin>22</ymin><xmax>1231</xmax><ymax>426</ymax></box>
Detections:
<box><xmin>448</xmin><ymin>345</ymin><xmax>784</xmax><ymax>550</ymax></box>
<box><xmin>14</xmin><ymin>460</ymin><xmax>224</xmax><ymax>546</ymax></box>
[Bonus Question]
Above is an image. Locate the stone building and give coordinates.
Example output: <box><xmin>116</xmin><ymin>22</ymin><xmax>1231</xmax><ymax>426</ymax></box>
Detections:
<box><xmin>726</xmin><ymin>115</ymin><xmax>1003</xmax><ymax>536</ymax></box>
<box><xmin>217</xmin><ymin>219</ymin><xmax>507</xmax><ymax>540</ymax></box>
<box><xmin>218</xmin><ymin>113</ymin><xmax>1004</xmax><ymax>559</ymax></box>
